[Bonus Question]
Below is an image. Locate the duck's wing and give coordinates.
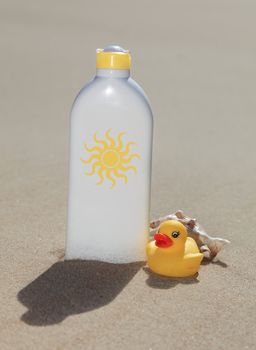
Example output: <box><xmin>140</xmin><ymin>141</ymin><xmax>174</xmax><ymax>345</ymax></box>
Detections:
<box><xmin>183</xmin><ymin>253</ymin><xmax>204</xmax><ymax>270</ymax></box>
<box><xmin>185</xmin><ymin>237</ymin><xmax>200</xmax><ymax>255</ymax></box>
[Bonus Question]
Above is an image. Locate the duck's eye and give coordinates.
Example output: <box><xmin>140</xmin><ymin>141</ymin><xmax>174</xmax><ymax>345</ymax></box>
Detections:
<box><xmin>172</xmin><ymin>231</ymin><xmax>180</xmax><ymax>238</ymax></box>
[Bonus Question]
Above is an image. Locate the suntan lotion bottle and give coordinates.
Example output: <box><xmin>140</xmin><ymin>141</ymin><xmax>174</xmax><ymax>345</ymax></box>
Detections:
<box><xmin>66</xmin><ymin>45</ymin><xmax>153</xmax><ymax>263</ymax></box>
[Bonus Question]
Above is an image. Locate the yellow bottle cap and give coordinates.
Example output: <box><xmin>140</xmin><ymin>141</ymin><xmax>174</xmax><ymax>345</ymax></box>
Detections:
<box><xmin>96</xmin><ymin>45</ymin><xmax>131</xmax><ymax>70</ymax></box>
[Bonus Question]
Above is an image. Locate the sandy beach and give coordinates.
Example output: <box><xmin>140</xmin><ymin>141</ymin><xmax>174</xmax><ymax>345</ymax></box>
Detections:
<box><xmin>0</xmin><ymin>0</ymin><xmax>256</xmax><ymax>349</ymax></box>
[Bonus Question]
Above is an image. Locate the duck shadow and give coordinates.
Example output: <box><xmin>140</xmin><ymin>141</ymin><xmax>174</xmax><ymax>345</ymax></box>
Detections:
<box><xmin>143</xmin><ymin>267</ymin><xmax>199</xmax><ymax>289</ymax></box>
<box><xmin>201</xmin><ymin>259</ymin><xmax>228</xmax><ymax>268</ymax></box>
<box><xmin>18</xmin><ymin>260</ymin><xmax>143</xmax><ymax>326</ymax></box>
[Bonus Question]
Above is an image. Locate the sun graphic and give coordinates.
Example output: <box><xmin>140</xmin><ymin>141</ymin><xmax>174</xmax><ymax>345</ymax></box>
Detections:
<box><xmin>81</xmin><ymin>129</ymin><xmax>140</xmax><ymax>189</ymax></box>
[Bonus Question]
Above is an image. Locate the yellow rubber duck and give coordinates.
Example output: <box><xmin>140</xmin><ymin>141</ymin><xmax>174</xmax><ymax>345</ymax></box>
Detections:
<box><xmin>146</xmin><ymin>220</ymin><xmax>203</xmax><ymax>277</ymax></box>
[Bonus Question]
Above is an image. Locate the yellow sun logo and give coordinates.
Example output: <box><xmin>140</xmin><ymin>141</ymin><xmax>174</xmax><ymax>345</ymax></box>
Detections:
<box><xmin>81</xmin><ymin>129</ymin><xmax>140</xmax><ymax>189</ymax></box>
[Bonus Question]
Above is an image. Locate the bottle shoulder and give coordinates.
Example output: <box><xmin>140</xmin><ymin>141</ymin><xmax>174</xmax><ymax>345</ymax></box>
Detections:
<box><xmin>71</xmin><ymin>76</ymin><xmax>153</xmax><ymax>117</ymax></box>
<box><xmin>127</xmin><ymin>78</ymin><xmax>151</xmax><ymax>107</ymax></box>
<box><xmin>71</xmin><ymin>78</ymin><xmax>95</xmax><ymax>108</ymax></box>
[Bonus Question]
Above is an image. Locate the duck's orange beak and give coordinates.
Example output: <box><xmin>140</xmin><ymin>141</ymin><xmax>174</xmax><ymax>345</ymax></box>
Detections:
<box><xmin>154</xmin><ymin>233</ymin><xmax>173</xmax><ymax>248</ymax></box>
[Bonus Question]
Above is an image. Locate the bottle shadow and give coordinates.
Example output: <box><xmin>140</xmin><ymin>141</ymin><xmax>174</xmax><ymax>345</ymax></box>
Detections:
<box><xmin>143</xmin><ymin>267</ymin><xmax>200</xmax><ymax>289</ymax></box>
<box><xmin>17</xmin><ymin>260</ymin><xmax>143</xmax><ymax>326</ymax></box>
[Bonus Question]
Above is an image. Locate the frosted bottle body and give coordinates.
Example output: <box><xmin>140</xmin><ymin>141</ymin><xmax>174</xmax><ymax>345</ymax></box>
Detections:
<box><xmin>66</xmin><ymin>69</ymin><xmax>153</xmax><ymax>263</ymax></box>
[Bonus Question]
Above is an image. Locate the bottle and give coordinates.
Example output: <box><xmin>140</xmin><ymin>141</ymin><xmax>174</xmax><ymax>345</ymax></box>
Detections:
<box><xmin>66</xmin><ymin>45</ymin><xmax>153</xmax><ymax>263</ymax></box>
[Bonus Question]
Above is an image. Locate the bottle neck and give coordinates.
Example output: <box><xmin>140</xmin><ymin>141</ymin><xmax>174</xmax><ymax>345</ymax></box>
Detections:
<box><xmin>96</xmin><ymin>69</ymin><xmax>130</xmax><ymax>78</ymax></box>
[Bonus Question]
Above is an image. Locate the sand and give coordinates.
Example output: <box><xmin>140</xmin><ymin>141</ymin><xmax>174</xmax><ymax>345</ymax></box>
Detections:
<box><xmin>0</xmin><ymin>0</ymin><xmax>256</xmax><ymax>349</ymax></box>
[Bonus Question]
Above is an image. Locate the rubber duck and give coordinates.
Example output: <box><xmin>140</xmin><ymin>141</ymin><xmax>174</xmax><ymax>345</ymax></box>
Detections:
<box><xmin>146</xmin><ymin>220</ymin><xmax>203</xmax><ymax>277</ymax></box>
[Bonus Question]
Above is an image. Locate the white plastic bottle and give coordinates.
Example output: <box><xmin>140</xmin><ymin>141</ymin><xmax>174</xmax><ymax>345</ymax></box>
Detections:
<box><xmin>66</xmin><ymin>45</ymin><xmax>153</xmax><ymax>263</ymax></box>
